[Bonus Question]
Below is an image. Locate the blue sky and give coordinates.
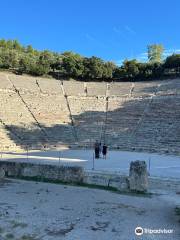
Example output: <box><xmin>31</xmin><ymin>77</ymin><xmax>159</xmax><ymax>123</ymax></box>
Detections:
<box><xmin>0</xmin><ymin>0</ymin><xmax>180</xmax><ymax>64</ymax></box>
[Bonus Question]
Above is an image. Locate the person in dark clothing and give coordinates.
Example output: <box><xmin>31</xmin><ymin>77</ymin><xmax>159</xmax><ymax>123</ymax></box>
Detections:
<box><xmin>99</xmin><ymin>142</ymin><xmax>102</xmax><ymax>158</ymax></box>
<box><xmin>94</xmin><ymin>140</ymin><xmax>100</xmax><ymax>159</ymax></box>
<box><xmin>102</xmin><ymin>144</ymin><xmax>108</xmax><ymax>159</ymax></box>
<box><xmin>84</xmin><ymin>83</ymin><xmax>88</xmax><ymax>96</ymax></box>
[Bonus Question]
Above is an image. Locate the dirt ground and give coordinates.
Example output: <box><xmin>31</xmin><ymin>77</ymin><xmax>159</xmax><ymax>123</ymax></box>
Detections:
<box><xmin>0</xmin><ymin>179</ymin><xmax>179</xmax><ymax>240</ymax></box>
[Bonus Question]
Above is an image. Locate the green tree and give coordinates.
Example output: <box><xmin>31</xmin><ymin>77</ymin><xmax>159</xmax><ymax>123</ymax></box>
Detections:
<box><xmin>137</xmin><ymin>63</ymin><xmax>153</xmax><ymax>79</ymax></box>
<box><xmin>38</xmin><ymin>50</ymin><xmax>55</xmax><ymax>73</ymax></box>
<box><xmin>103</xmin><ymin>61</ymin><xmax>116</xmax><ymax>78</ymax></box>
<box><xmin>164</xmin><ymin>54</ymin><xmax>180</xmax><ymax>68</ymax></box>
<box><xmin>12</xmin><ymin>40</ymin><xmax>22</xmax><ymax>51</ymax></box>
<box><xmin>147</xmin><ymin>44</ymin><xmax>164</xmax><ymax>63</ymax></box>
<box><xmin>18</xmin><ymin>53</ymin><xmax>35</xmax><ymax>73</ymax></box>
<box><xmin>0</xmin><ymin>38</ymin><xmax>177</xmax><ymax>81</ymax></box>
<box><xmin>113</xmin><ymin>67</ymin><xmax>126</xmax><ymax>79</ymax></box>
<box><xmin>62</xmin><ymin>52</ymin><xmax>84</xmax><ymax>78</ymax></box>
<box><xmin>26</xmin><ymin>45</ymin><xmax>34</xmax><ymax>54</ymax></box>
<box><xmin>0</xmin><ymin>39</ymin><xmax>7</xmax><ymax>48</ymax></box>
<box><xmin>122</xmin><ymin>59</ymin><xmax>140</xmax><ymax>79</ymax></box>
<box><xmin>83</xmin><ymin>56</ymin><xmax>104</xmax><ymax>79</ymax></box>
<box><xmin>0</xmin><ymin>48</ymin><xmax>19</xmax><ymax>69</ymax></box>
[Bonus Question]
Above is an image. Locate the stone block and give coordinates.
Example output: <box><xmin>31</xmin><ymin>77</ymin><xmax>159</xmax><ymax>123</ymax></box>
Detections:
<box><xmin>129</xmin><ymin>160</ymin><xmax>148</xmax><ymax>192</ymax></box>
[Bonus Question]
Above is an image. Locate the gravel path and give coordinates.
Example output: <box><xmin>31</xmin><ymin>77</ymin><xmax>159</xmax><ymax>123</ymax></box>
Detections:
<box><xmin>0</xmin><ymin>179</ymin><xmax>179</xmax><ymax>240</ymax></box>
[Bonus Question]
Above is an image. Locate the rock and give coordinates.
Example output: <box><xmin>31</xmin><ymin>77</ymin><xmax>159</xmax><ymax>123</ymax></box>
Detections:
<box><xmin>129</xmin><ymin>161</ymin><xmax>148</xmax><ymax>192</ymax></box>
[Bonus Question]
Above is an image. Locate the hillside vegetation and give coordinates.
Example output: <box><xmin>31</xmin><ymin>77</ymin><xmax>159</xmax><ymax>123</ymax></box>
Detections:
<box><xmin>0</xmin><ymin>39</ymin><xmax>180</xmax><ymax>81</ymax></box>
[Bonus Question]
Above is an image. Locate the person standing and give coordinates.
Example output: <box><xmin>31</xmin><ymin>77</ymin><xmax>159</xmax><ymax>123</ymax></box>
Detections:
<box><xmin>102</xmin><ymin>144</ymin><xmax>108</xmax><ymax>159</ymax></box>
<box><xmin>94</xmin><ymin>140</ymin><xmax>100</xmax><ymax>159</ymax></box>
<box><xmin>99</xmin><ymin>142</ymin><xmax>102</xmax><ymax>158</ymax></box>
<box><xmin>84</xmin><ymin>83</ymin><xmax>88</xmax><ymax>96</ymax></box>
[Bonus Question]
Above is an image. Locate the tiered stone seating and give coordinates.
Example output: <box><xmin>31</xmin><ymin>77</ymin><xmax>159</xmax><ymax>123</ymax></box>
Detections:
<box><xmin>21</xmin><ymin>94</ymin><xmax>74</xmax><ymax>144</ymax></box>
<box><xmin>63</xmin><ymin>81</ymin><xmax>84</xmax><ymax>96</ymax></box>
<box><xmin>95</xmin><ymin>95</ymin><xmax>180</xmax><ymax>155</ymax></box>
<box><xmin>86</xmin><ymin>82</ymin><xmax>107</xmax><ymax>96</ymax></box>
<box><xmin>0</xmin><ymin>72</ymin><xmax>13</xmax><ymax>90</ymax></box>
<box><xmin>157</xmin><ymin>79</ymin><xmax>180</xmax><ymax>96</ymax></box>
<box><xmin>10</xmin><ymin>75</ymin><xmax>38</xmax><ymax>93</ymax></box>
<box><xmin>132</xmin><ymin>81</ymin><xmax>159</xmax><ymax>97</ymax></box>
<box><xmin>0</xmin><ymin>121</ymin><xmax>22</xmax><ymax>151</ymax></box>
<box><xmin>0</xmin><ymin>91</ymin><xmax>44</xmax><ymax>148</ymax></box>
<box><xmin>68</xmin><ymin>97</ymin><xmax>106</xmax><ymax>145</ymax></box>
<box><xmin>132</xmin><ymin>96</ymin><xmax>180</xmax><ymax>154</ymax></box>
<box><xmin>132</xmin><ymin>79</ymin><xmax>180</xmax><ymax>98</ymax></box>
<box><xmin>35</xmin><ymin>77</ymin><xmax>63</xmax><ymax>95</ymax></box>
<box><xmin>105</xmin><ymin>98</ymin><xmax>149</xmax><ymax>148</ymax></box>
<box><xmin>0</xmin><ymin>72</ymin><xmax>180</xmax><ymax>154</ymax></box>
<box><xmin>109</xmin><ymin>82</ymin><xmax>132</xmax><ymax>96</ymax></box>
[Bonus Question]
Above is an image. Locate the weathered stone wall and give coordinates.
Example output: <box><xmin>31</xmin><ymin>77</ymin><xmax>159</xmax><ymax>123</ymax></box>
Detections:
<box><xmin>0</xmin><ymin>161</ymin><xmax>131</xmax><ymax>191</ymax></box>
<box><xmin>84</xmin><ymin>171</ymin><xmax>129</xmax><ymax>191</ymax></box>
<box><xmin>0</xmin><ymin>161</ymin><xmax>84</xmax><ymax>184</ymax></box>
<box><xmin>149</xmin><ymin>177</ymin><xmax>180</xmax><ymax>192</ymax></box>
<box><xmin>84</xmin><ymin>171</ymin><xmax>180</xmax><ymax>193</ymax></box>
<box><xmin>0</xmin><ymin>160</ymin><xmax>179</xmax><ymax>193</ymax></box>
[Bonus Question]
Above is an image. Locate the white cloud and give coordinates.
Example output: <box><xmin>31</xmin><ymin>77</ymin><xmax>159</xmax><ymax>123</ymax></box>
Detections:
<box><xmin>85</xmin><ymin>34</ymin><xmax>95</xmax><ymax>41</ymax></box>
<box><xmin>85</xmin><ymin>33</ymin><xmax>107</xmax><ymax>49</ymax></box>
<box><xmin>137</xmin><ymin>52</ymin><xmax>148</xmax><ymax>61</ymax></box>
<box><xmin>113</xmin><ymin>26</ymin><xmax>128</xmax><ymax>41</ymax></box>
<box><xmin>113</xmin><ymin>27</ymin><xmax>120</xmax><ymax>34</ymax></box>
<box><xmin>124</xmin><ymin>26</ymin><xmax>136</xmax><ymax>35</ymax></box>
<box><xmin>163</xmin><ymin>49</ymin><xmax>180</xmax><ymax>57</ymax></box>
<box><xmin>115</xmin><ymin>59</ymin><xmax>124</xmax><ymax>66</ymax></box>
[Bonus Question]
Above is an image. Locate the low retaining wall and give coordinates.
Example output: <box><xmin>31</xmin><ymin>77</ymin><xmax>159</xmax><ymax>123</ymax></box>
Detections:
<box><xmin>84</xmin><ymin>171</ymin><xmax>129</xmax><ymax>191</ymax></box>
<box><xmin>149</xmin><ymin>177</ymin><xmax>180</xmax><ymax>192</ymax></box>
<box><xmin>0</xmin><ymin>161</ymin><xmax>84</xmax><ymax>184</ymax></box>
<box><xmin>0</xmin><ymin>161</ymin><xmax>131</xmax><ymax>191</ymax></box>
<box><xmin>85</xmin><ymin>171</ymin><xmax>180</xmax><ymax>193</ymax></box>
<box><xmin>1</xmin><ymin>161</ymin><xmax>179</xmax><ymax>193</ymax></box>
